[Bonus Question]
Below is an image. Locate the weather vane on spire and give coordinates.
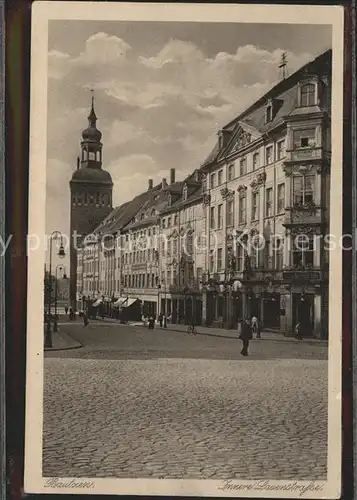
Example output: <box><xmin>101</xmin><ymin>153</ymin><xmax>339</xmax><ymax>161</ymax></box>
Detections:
<box><xmin>90</xmin><ymin>88</ymin><xmax>95</xmax><ymax>109</ymax></box>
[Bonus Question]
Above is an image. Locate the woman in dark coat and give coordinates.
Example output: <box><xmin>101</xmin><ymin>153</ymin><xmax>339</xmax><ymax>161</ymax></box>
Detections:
<box><xmin>240</xmin><ymin>318</ymin><xmax>252</xmax><ymax>356</ymax></box>
<box><xmin>83</xmin><ymin>312</ymin><xmax>89</xmax><ymax>327</ymax></box>
<box><xmin>148</xmin><ymin>316</ymin><xmax>155</xmax><ymax>330</ymax></box>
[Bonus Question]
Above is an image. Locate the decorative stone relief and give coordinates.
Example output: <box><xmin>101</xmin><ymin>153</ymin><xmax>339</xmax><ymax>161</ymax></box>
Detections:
<box><xmin>220</xmin><ymin>187</ymin><xmax>235</xmax><ymax>200</ymax></box>
<box><xmin>237</xmin><ymin>184</ymin><xmax>248</xmax><ymax>193</ymax></box>
<box><xmin>231</xmin><ymin>126</ymin><xmax>252</xmax><ymax>152</ymax></box>
<box><xmin>289</xmin><ymin>225</ymin><xmax>322</xmax><ymax>236</ymax></box>
<box><xmin>257</xmin><ymin>172</ymin><xmax>267</xmax><ymax>184</ymax></box>
<box><xmin>202</xmin><ymin>193</ymin><xmax>211</xmax><ymax>205</ymax></box>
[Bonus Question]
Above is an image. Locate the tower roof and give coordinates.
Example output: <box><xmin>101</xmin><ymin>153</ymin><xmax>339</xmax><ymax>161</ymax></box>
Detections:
<box><xmin>71</xmin><ymin>167</ymin><xmax>112</xmax><ymax>184</ymax></box>
<box><xmin>82</xmin><ymin>94</ymin><xmax>102</xmax><ymax>142</ymax></box>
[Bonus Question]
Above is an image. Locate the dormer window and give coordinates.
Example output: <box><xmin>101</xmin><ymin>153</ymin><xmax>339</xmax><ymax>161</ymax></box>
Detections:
<box><xmin>183</xmin><ymin>184</ymin><xmax>188</xmax><ymax>201</ymax></box>
<box><xmin>151</xmin><ymin>208</ymin><xmax>156</xmax><ymax>216</ymax></box>
<box><xmin>300</xmin><ymin>83</ymin><xmax>316</xmax><ymax>107</ymax></box>
<box><xmin>141</xmin><ymin>213</ymin><xmax>145</xmax><ymax>220</ymax></box>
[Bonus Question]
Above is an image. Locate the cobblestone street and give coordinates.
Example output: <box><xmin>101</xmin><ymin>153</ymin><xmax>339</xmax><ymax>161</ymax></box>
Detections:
<box><xmin>43</xmin><ymin>324</ymin><xmax>328</xmax><ymax>480</ymax></box>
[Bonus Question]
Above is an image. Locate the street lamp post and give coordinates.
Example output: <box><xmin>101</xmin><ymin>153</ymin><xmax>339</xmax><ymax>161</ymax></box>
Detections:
<box><xmin>54</xmin><ymin>265</ymin><xmax>67</xmax><ymax>333</ymax></box>
<box><xmin>163</xmin><ymin>279</ymin><xmax>167</xmax><ymax>328</ymax></box>
<box><xmin>45</xmin><ymin>231</ymin><xmax>66</xmax><ymax>348</ymax></box>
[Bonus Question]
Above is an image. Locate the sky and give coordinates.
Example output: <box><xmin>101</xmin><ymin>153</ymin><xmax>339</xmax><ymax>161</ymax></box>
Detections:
<box><xmin>46</xmin><ymin>20</ymin><xmax>331</xmax><ymax>268</ymax></box>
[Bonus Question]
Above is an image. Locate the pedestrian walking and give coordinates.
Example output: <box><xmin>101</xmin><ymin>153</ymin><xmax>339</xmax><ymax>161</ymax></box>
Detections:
<box><xmin>69</xmin><ymin>307</ymin><xmax>73</xmax><ymax>321</ymax></box>
<box><xmin>239</xmin><ymin>318</ymin><xmax>252</xmax><ymax>356</ymax></box>
<box><xmin>83</xmin><ymin>312</ymin><xmax>89</xmax><ymax>327</ymax></box>
<box><xmin>251</xmin><ymin>315</ymin><xmax>258</xmax><ymax>337</ymax></box>
<box><xmin>64</xmin><ymin>306</ymin><xmax>68</xmax><ymax>316</ymax></box>
<box><xmin>237</xmin><ymin>318</ymin><xmax>242</xmax><ymax>338</ymax></box>
<box><xmin>158</xmin><ymin>313</ymin><xmax>163</xmax><ymax>328</ymax></box>
<box><xmin>295</xmin><ymin>322</ymin><xmax>302</xmax><ymax>340</ymax></box>
<box><xmin>148</xmin><ymin>316</ymin><xmax>155</xmax><ymax>330</ymax></box>
<box><xmin>256</xmin><ymin>318</ymin><xmax>262</xmax><ymax>339</ymax></box>
<box><xmin>187</xmin><ymin>317</ymin><xmax>197</xmax><ymax>335</ymax></box>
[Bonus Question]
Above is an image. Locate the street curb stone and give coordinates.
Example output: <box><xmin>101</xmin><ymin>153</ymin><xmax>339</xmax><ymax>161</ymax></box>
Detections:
<box><xmin>44</xmin><ymin>330</ymin><xmax>83</xmax><ymax>352</ymax></box>
<box><xmin>128</xmin><ymin>322</ymin><xmax>328</xmax><ymax>346</ymax></box>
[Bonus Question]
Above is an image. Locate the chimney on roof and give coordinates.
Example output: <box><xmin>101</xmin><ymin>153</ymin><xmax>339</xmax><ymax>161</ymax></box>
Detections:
<box><xmin>162</xmin><ymin>178</ymin><xmax>168</xmax><ymax>190</ymax></box>
<box><xmin>170</xmin><ymin>168</ymin><xmax>175</xmax><ymax>184</ymax></box>
<box><xmin>218</xmin><ymin>129</ymin><xmax>232</xmax><ymax>150</ymax></box>
<box><xmin>148</xmin><ymin>179</ymin><xmax>153</xmax><ymax>190</ymax></box>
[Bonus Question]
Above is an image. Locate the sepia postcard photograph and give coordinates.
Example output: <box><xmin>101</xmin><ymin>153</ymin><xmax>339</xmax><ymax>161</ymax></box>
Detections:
<box><xmin>25</xmin><ymin>2</ymin><xmax>344</xmax><ymax>497</ymax></box>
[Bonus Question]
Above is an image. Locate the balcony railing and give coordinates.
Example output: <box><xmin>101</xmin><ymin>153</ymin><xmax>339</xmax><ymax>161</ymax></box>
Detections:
<box><xmin>285</xmin><ymin>147</ymin><xmax>323</xmax><ymax>163</ymax></box>
<box><xmin>122</xmin><ymin>287</ymin><xmax>158</xmax><ymax>296</ymax></box>
<box><xmin>282</xmin><ymin>267</ymin><xmax>327</xmax><ymax>282</ymax></box>
<box><xmin>284</xmin><ymin>204</ymin><xmax>324</xmax><ymax>226</ymax></box>
<box><xmin>169</xmin><ymin>283</ymin><xmax>200</xmax><ymax>294</ymax></box>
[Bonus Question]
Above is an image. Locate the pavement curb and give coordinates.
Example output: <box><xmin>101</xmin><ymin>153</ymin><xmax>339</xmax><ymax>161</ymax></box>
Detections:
<box><xmin>44</xmin><ymin>330</ymin><xmax>83</xmax><ymax>352</ymax></box>
<box><xmin>130</xmin><ymin>322</ymin><xmax>327</xmax><ymax>346</ymax></box>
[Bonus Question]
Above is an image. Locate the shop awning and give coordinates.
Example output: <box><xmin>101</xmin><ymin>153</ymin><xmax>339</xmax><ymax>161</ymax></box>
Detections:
<box><xmin>92</xmin><ymin>298</ymin><xmax>102</xmax><ymax>307</ymax></box>
<box><xmin>113</xmin><ymin>297</ymin><xmax>128</xmax><ymax>308</ymax></box>
<box><xmin>122</xmin><ymin>298</ymin><xmax>139</xmax><ymax>308</ymax></box>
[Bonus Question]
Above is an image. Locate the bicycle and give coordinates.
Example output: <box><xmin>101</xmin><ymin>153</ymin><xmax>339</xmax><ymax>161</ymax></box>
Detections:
<box><xmin>186</xmin><ymin>325</ymin><xmax>198</xmax><ymax>335</ymax></box>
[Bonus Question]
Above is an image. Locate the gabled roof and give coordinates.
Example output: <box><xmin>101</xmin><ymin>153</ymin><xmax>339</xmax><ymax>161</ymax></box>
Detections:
<box><xmin>160</xmin><ymin>172</ymin><xmax>203</xmax><ymax>215</ymax></box>
<box><xmin>200</xmin><ymin>49</ymin><xmax>331</xmax><ymax>167</ymax></box>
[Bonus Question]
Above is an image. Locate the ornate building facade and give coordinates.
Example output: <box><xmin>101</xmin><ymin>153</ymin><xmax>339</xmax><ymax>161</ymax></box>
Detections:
<box><xmin>72</xmin><ymin>49</ymin><xmax>331</xmax><ymax>338</ymax></box>
<box><xmin>200</xmin><ymin>49</ymin><xmax>331</xmax><ymax>338</ymax></box>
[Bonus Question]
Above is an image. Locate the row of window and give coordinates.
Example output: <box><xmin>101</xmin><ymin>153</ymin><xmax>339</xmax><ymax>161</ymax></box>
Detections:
<box><xmin>210</xmin><ymin>127</ymin><xmax>318</xmax><ymax>188</ymax></box>
<box><xmin>209</xmin><ymin>174</ymin><xmax>315</xmax><ymax>228</ymax></box>
<box><xmin>72</xmin><ymin>192</ymin><xmax>111</xmax><ymax>207</ymax></box>
<box><xmin>209</xmin><ymin>183</ymin><xmax>285</xmax><ymax>228</ymax></box>
<box><xmin>80</xmin><ymin>237</ymin><xmax>317</xmax><ymax>295</ymax></box>
<box><xmin>81</xmin><ymin>149</ymin><xmax>102</xmax><ymax>162</ymax></box>
<box><xmin>210</xmin><ymin>141</ymin><xmax>286</xmax><ymax>189</ymax></box>
<box><xmin>208</xmin><ymin>237</ymin><xmax>314</xmax><ymax>274</ymax></box>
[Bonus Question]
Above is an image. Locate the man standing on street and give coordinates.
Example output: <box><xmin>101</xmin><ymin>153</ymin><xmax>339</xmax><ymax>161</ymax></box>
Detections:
<box><xmin>239</xmin><ymin>318</ymin><xmax>252</xmax><ymax>356</ymax></box>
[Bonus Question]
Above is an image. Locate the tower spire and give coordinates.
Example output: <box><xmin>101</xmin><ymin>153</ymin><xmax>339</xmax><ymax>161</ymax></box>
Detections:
<box><xmin>88</xmin><ymin>88</ymin><xmax>97</xmax><ymax>127</ymax></box>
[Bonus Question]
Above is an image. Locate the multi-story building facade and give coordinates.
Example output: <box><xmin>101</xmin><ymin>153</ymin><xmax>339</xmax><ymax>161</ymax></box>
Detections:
<box><xmin>72</xmin><ymin>49</ymin><xmax>331</xmax><ymax>338</ymax></box>
<box><xmin>200</xmin><ymin>49</ymin><xmax>331</xmax><ymax>338</ymax></box>
<box><xmin>159</xmin><ymin>171</ymin><xmax>205</xmax><ymax>324</ymax></box>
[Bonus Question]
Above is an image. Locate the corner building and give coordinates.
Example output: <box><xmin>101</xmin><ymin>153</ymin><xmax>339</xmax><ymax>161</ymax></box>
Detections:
<box><xmin>200</xmin><ymin>49</ymin><xmax>331</xmax><ymax>338</ymax></box>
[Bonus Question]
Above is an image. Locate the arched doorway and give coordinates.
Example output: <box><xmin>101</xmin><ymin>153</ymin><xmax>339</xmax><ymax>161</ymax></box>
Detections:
<box><xmin>292</xmin><ymin>293</ymin><xmax>314</xmax><ymax>336</ymax></box>
<box><xmin>263</xmin><ymin>293</ymin><xmax>281</xmax><ymax>328</ymax></box>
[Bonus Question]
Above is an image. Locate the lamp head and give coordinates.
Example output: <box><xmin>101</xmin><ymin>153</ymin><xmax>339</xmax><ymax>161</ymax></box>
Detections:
<box><xmin>58</xmin><ymin>245</ymin><xmax>66</xmax><ymax>258</ymax></box>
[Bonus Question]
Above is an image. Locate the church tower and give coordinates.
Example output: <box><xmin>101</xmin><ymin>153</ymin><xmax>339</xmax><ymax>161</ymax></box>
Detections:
<box><xmin>69</xmin><ymin>95</ymin><xmax>113</xmax><ymax>310</ymax></box>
